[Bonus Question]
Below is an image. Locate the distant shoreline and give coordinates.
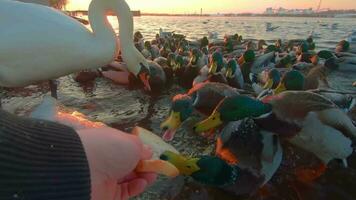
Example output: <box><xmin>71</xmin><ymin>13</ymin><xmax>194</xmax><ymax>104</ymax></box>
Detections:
<box><xmin>140</xmin><ymin>13</ymin><xmax>356</xmax><ymax>18</ymax></box>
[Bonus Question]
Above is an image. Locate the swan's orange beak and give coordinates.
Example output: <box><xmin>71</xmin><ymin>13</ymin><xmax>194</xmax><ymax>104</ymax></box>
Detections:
<box><xmin>139</xmin><ymin>72</ymin><xmax>151</xmax><ymax>91</ymax></box>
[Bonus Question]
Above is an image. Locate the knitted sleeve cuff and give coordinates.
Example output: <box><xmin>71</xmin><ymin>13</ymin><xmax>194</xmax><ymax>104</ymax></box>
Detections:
<box><xmin>0</xmin><ymin>110</ymin><xmax>91</xmax><ymax>200</ymax></box>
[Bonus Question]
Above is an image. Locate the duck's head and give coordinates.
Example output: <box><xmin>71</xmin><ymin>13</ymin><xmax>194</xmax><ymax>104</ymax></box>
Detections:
<box><xmin>317</xmin><ymin>50</ymin><xmax>335</xmax><ymax>60</ymax></box>
<box><xmin>263</xmin><ymin>69</ymin><xmax>281</xmax><ymax>90</ymax></box>
<box><xmin>144</xmin><ymin>41</ymin><xmax>152</xmax><ymax>50</ymax></box>
<box><xmin>190</xmin><ymin>48</ymin><xmax>202</xmax><ymax>65</ymax></box>
<box><xmin>224</xmin><ymin>38</ymin><xmax>234</xmax><ymax>52</ymax></box>
<box><xmin>274</xmin><ymin>70</ymin><xmax>305</xmax><ymax>94</ymax></box>
<box><xmin>225</xmin><ymin>59</ymin><xmax>239</xmax><ymax>79</ymax></box>
<box><xmin>276</xmin><ymin>54</ymin><xmax>293</xmax><ymax>68</ymax></box>
<box><xmin>161</xmin><ymin>94</ymin><xmax>193</xmax><ymax>141</ymax></box>
<box><xmin>178</xmin><ymin>45</ymin><xmax>188</xmax><ymax>56</ymax></box>
<box><xmin>201</xmin><ymin>36</ymin><xmax>209</xmax><ymax>48</ymax></box>
<box><xmin>167</xmin><ymin>53</ymin><xmax>176</xmax><ymax>68</ymax></box>
<box><xmin>193</xmin><ymin>95</ymin><xmax>271</xmax><ymax>133</ymax></box>
<box><xmin>298</xmin><ymin>42</ymin><xmax>309</xmax><ymax>54</ymax></box>
<box><xmin>238</xmin><ymin>50</ymin><xmax>255</xmax><ymax>65</ymax></box>
<box><xmin>209</xmin><ymin>52</ymin><xmax>224</xmax><ymax>74</ymax></box>
<box><xmin>160</xmin><ymin>151</ymin><xmax>237</xmax><ymax>187</ymax></box>
<box><xmin>336</xmin><ymin>40</ymin><xmax>350</xmax><ymax>52</ymax></box>
<box><xmin>134</xmin><ymin>31</ymin><xmax>143</xmax><ymax>42</ymax></box>
<box><xmin>258</xmin><ymin>40</ymin><xmax>267</xmax><ymax>50</ymax></box>
<box><xmin>265</xmin><ymin>45</ymin><xmax>278</xmax><ymax>54</ymax></box>
<box><xmin>245</xmin><ymin>41</ymin><xmax>256</xmax><ymax>50</ymax></box>
<box><xmin>174</xmin><ymin>55</ymin><xmax>184</xmax><ymax>72</ymax></box>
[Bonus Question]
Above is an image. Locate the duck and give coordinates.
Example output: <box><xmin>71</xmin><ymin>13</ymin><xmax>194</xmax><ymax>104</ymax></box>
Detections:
<box><xmin>193</xmin><ymin>52</ymin><xmax>227</xmax><ymax>86</ymax></box>
<box><xmin>159</xmin><ymin>43</ymin><xmax>172</xmax><ymax>58</ymax></box>
<box><xmin>205</xmin><ymin>51</ymin><xmax>227</xmax><ymax>84</ymax></box>
<box><xmin>194</xmin><ymin>91</ymin><xmax>356</xmax><ymax>180</ymax></box>
<box><xmin>274</xmin><ymin>69</ymin><xmax>328</xmax><ymax>93</ymax></box>
<box><xmin>266</xmin><ymin>22</ymin><xmax>279</xmax><ymax>32</ymax></box>
<box><xmin>160</xmin><ymin>82</ymin><xmax>239</xmax><ymax>141</ymax></box>
<box><xmin>142</xmin><ymin>41</ymin><xmax>160</xmax><ymax>60</ymax></box>
<box><xmin>260</xmin><ymin>68</ymin><xmax>281</xmax><ymax>90</ymax></box>
<box><xmin>153</xmin><ymin>57</ymin><xmax>174</xmax><ymax>86</ymax></box>
<box><xmin>134</xmin><ymin>31</ymin><xmax>144</xmax><ymax>52</ymax></box>
<box><xmin>0</xmin><ymin>0</ymin><xmax>151</xmax><ymax>99</ymax></box>
<box><xmin>225</xmin><ymin>59</ymin><xmax>244</xmax><ymax>89</ymax></box>
<box><xmin>274</xmin><ymin>70</ymin><xmax>355</xmax><ymax>111</ymax></box>
<box><xmin>190</xmin><ymin>48</ymin><xmax>208</xmax><ymax>69</ymax></box>
<box><xmin>160</xmin><ymin>118</ymin><xmax>283</xmax><ymax>197</ymax></box>
<box><xmin>335</xmin><ymin>40</ymin><xmax>351</xmax><ymax>54</ymax></box>
<box><xmin>172</xmin><ymin>54</ymin><xmax>186</xmax><ymax>79</ymax></box>
<box><xmin>178</xmin><ymin>49</ymin><xmax>206</xmax><ymax>89</ymax></box>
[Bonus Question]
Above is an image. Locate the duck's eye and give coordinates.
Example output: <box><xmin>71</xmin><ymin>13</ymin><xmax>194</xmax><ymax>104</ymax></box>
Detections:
<box><xmin>212</xmin><ymin>117</ymin><xmax>216</xmax><ymax>120</ymax></box>
<box><xmin>186</xmin><ymin>165</ymin><xmax>191</xmax><ymax>169</ymax></box>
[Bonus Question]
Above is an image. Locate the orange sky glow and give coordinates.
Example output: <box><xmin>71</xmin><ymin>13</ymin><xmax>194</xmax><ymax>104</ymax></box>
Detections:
<box><xmin>66</xmin><ymin>0</ymin><xmax>356</xmax><ymax>14</ymax></box>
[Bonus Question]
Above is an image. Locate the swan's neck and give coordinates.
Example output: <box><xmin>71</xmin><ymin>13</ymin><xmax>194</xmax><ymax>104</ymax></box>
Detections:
<box><xmin>88</xmin><ymin>0</ymin><xmax>118</xmax><ymax>55</ymax></box>
<box><xmin>113</xmin><ymin>0</ymin><xmax>148</xmax><ymax>75</ymax></box>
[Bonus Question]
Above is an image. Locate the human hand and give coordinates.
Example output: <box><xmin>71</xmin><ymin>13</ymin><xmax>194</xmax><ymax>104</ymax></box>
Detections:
<box><xmin>77</xmin><ymin>127</ymin><xmax>157</xmax><ymax>200</ymax></box>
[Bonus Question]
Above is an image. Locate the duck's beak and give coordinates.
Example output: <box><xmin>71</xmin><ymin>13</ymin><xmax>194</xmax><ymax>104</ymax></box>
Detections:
<box><xmin>226</xmin><ymin>68</ymin><xmax>233</xmax><ymax>78</ymax></box>
<box><xmin>190</xmin><ymin>56</ymin><xmax>197</xmax><ymax>64</ymax></box>
<box><xmin>160</xmin><ymin>111</ymin><xmax>181</xmax><ymax>141</ymax></box>
<box><xmin>263</xmin><ymin>78</ymin><xmax>274</xmax><ymax>89</ymax></box>
<box><xmin>170</xmin><ymin>60</ymin><xmax>175</xmax><ymax>67</ymax></box>
<box><xmin>160</xmin><ymin>151</ymin><xmax>200</xmax><ymax>176</ymax></box>
<box><xmin>193</xmin><ymin>112</ymin><xmax>222</xmax><ymax>133</ymax></box>
<box><xmin>238</xmin><ymin>56</ymin><xmax>245</xmax><ymax>65</ymax></box>
<box><xmin>274</xmin><ymin>83</ymin><xmax>287</xmax><ymax>94</ymax></box>
<box><xmin>173</xmin><ymin>63</ymin><xmax>181</xmax><ymax>71</ymax></box>
<box><xmin>139</xmin><ymin>72</ymin><xmax>151</xmax><ymax>91</ymax></box>
<box><xmin>209</xmin><ymin>62</ymin><xmax>218</xmax><ymax>74</ymax></box>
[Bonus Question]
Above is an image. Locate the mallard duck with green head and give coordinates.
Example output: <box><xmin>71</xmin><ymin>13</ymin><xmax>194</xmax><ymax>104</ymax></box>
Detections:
<box><xmin>194</xmin><ymin>92</ymin><xmax>356</xmax><ymax>177</ymax></box>
<box><xmin>206</xmin><ymin>51</ymin><xmax>228</xmax><ymax>84</ymax></box>
<box><xmin>160</xmin><ymin>118</ymin><xmax>283</xmax><ymax>197</ymax></box>
<box><xmin>193</xmin><ymin>51</ymin><xmax>226</xmax><ymax>86</ymax></box>
<box><xmin>153</xmin><ymin>56</ymin><xmax>174</xmax><ymax>86</ymax></box>
<box><xmin>274</xmin><ymin>70</ymin><xmax>355</xmax><ymax>111</ymax></box>
<box><xmin>142</xmin><ymin>41</ymin><xmax>160</xmax><ymax>60</ymax></box>
<box><xmin>159</xmin><ymin>42</ymin><xmax>172</xmax><ymax>58</ymax></box>
<box><xmin>239</xmin><ymin>50</ymin><xmax>256</xmax><ymax>84</ymax></box>
<box><xmin>225</xmin><ymin>59</ymin><xmax>244</xmax><ymax>89</ymax></box>
<box><xmin>172</xmin><ymin>54</ymin><xmax>186</xmax><ymax>79</ymax></box>
<box><xmin>336</xmin><ymin>40</ymin><xmax>351</xmax><ymax>54</ymax></box>
<box><xmin>177</xmin><ymin>48</ymin><xmax>205</xmax><ymax>89</ymax></box>
<box><xmin>160</xmin><ymin>82</ymin><xmax>239</xmax><ymax>141</ymax></box>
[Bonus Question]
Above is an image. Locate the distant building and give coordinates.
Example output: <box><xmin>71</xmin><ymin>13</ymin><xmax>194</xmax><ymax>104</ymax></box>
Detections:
<box><xmin>265</xmin><ymin>7</ymin><xmax>274</xmax><ymax>14</ymax></box>
<box><xmin>265</xmin><ymin>7</ymin><xmax>314</xmax><ymax>15</ymax></box>
<box><xmin>16</xmin><ymin>0</ymin><xmax>49</xmax><ymax>6</ymax></box>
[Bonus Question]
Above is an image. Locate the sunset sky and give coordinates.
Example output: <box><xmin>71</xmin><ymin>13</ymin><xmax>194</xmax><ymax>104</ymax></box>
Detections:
<box><xmin>66</xmin><ymin>0</ymin><xmax>356</xmax><ymax>14</ymax></box>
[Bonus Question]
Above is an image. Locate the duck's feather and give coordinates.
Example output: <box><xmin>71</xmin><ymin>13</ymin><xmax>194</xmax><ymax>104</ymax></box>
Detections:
<box><xmin>317</xmin><ymin>108</ymin><xmax>356</xmax><ymax>139</ymax></box>
<box><xmin>266</xmin><ymin>91</ymin><xmax>336</xmax><ymax>122</ymax></box>
<box><xmin>188</xmin><ymin>82</ymin><xmax>239</xmax><ymax>114</ymax></box>
<box><xmin>288</xmin><ymin>111</ymin><xmax>353</xmax><ymax>164</ymax></box>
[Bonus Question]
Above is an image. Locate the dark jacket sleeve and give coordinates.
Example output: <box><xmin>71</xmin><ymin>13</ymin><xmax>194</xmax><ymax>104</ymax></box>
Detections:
<box><xmin>0</xmin><ymin>110</ymin><xmax>91</xmax><ymax>200</ymax></box>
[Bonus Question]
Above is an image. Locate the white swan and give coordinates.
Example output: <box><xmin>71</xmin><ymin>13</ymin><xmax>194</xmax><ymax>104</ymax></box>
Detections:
<box><xmin>0</xmin><ymin>0</ymin><xmax>151</xmax><ymax>95</ymax></box>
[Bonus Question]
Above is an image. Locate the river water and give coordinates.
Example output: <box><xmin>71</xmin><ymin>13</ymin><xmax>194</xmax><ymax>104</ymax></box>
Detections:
<box><xmin>1</xmin><ymin>16</ymin><xmax>356</xmax><ymax>200</ymax></box>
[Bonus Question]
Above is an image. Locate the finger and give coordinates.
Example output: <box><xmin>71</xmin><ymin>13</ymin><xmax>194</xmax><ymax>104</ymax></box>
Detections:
<box><xmin>115</xmin><ymin>179</ymin><xmax>148</xmax><ymax>200</ymax></box>
<box><xmin>138</xmin><ymin>172</ymin><xmax>157</xmax><ymax>185</ymax></box>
